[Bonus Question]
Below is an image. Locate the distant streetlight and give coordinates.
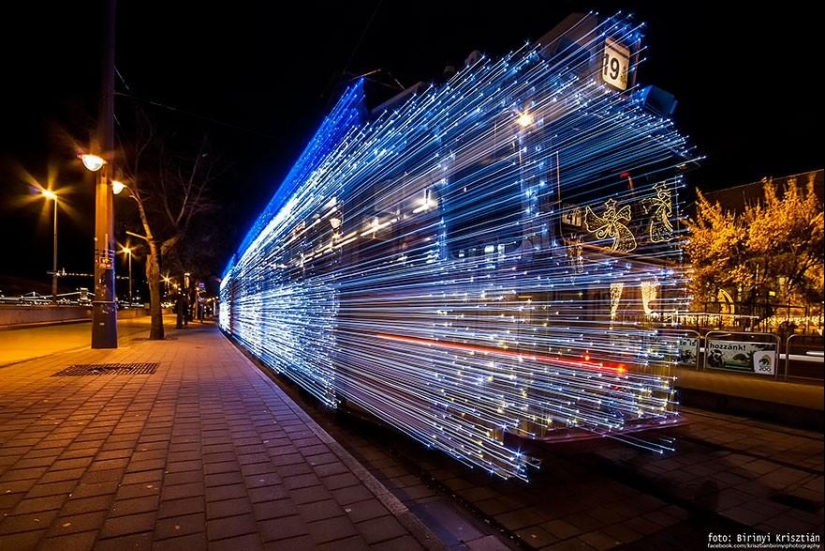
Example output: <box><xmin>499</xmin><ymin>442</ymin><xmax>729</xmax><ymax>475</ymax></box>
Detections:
<box><xmin>121</xmin><ymin>246</ymin><xmax>132</xmax><ymax>306</ymax></box>
<box><xmin>41</xmin><ymin>189</ymin><xmax>59</xmax><ymax>303</ymax></box>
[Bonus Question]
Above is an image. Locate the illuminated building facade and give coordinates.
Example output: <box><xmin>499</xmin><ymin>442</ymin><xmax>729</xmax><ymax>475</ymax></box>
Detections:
<box><xmin>221</xmin><ymin>13</ymin><xmax>696</xmax><ymax>480</ymax></box>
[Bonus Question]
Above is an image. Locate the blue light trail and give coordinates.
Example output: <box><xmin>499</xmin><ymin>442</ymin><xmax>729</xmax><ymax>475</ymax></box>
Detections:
<box><xmin>221</xmin><ymin>13</ymin><xmax>696</xmax><ymax>480</ymax></box>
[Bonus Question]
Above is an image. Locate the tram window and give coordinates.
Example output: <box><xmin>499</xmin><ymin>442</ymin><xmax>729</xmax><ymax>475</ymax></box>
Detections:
<box><xmin>444</xmin><ymin>161</ymin><xmax>523</xmax><ymax>259</ymax></box>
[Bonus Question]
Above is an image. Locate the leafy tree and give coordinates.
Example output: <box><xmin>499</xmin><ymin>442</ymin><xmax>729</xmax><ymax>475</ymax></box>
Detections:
<box><xmin>116</xmin><ymin>107</ymin><xmax>225</xmax><ymax>339</ymax></box>
<box><xmin>684</xmin><ymin>174</ymin><xmax>824</xmax><ymax>322</ymax></box>
<box><xmin>684</xmin><ymin>190</ymin><xmax>747</xmax><ymax>307</ymax></box>
<box><xmin>745</xmin><ymin>177</ymin><xmax>824</xmax><ymax>304</ymax></box>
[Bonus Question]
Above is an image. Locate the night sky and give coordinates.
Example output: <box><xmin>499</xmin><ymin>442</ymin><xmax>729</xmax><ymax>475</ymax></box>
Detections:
<box><xmin>0</xmin><ymin>1</ymin><xmax>820</xmax><ymax>294</ymax></box>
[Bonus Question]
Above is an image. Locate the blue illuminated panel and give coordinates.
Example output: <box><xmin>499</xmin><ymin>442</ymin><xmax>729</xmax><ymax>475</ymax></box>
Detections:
<box><xmin>221</xmin><ymin>14</ymin><xmax>695</xmax><ymax>481</ymax></box>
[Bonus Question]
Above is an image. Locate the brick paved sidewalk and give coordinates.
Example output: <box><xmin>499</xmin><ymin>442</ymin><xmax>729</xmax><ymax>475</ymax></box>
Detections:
<box><xmin>0</xmin><ymin>322</ymin><xmax>446</xmax><ymax>550</ymax></box>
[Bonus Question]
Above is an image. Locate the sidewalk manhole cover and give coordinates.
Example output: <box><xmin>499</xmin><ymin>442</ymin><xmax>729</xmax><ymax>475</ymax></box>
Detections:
<box><xmin>54</xmin><ymin>363</ymin><xmax>159</xmax><ymax>376</ymax></box>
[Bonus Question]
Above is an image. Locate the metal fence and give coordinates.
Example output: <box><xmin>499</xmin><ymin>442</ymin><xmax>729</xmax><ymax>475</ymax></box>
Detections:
<box><xmin>669</xmin><ymin>329</ymin><xmax>823</xmax><ymax>383</ymax></box>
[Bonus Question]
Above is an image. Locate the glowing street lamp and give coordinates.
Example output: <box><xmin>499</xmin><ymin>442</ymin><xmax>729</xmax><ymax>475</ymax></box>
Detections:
<box><xmin>79</xmin><ymin>153</ymin><xmax>106</xmax><ymax>172</ymax></box>
<box><xmin>162</xmin><ymin>275</ymin><xmax>171</xmax><ymax>297</ymax></box>
<box><xmin>121</xmin><ymin>246</ymin><xmax>133</xmax><ymax>306</ymax></box>
<box><xmin>41</xmin><ymin>189</ymin><xmax>59</xmax><ymax>303</ymax></box>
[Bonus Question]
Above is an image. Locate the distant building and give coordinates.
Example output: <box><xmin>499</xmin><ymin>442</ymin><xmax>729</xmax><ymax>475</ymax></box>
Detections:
<box><xmin>701</xmin><ymin>169</ymin><xmax>823</xmax><ymax>212</ymax></box>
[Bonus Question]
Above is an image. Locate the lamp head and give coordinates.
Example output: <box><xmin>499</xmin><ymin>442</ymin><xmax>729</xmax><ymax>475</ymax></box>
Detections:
<box><xmin>80</xmin><ymin>153</ymin><xmax>106</xmax><ymax>172</ymax></box>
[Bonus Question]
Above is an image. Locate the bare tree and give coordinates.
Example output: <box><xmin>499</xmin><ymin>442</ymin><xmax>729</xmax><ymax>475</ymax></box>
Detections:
<box><xmin>116</xmin><ymin>108</ymin><xmax>223</xmax><ymax>339</ymax></box>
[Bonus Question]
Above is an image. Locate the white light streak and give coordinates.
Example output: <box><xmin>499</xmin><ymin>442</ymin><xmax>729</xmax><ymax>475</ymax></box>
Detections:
<box><xmin>221</xmin><ymin>14</ymin><xmax>692</xmax><ymax>481</ymax></box>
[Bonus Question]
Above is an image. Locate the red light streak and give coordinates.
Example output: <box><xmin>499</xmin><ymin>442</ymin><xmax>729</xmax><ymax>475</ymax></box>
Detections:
<box><xmin>375</xmin><ymin>333</ymin><xmax>631</xmax><ymax>375</ymax></box>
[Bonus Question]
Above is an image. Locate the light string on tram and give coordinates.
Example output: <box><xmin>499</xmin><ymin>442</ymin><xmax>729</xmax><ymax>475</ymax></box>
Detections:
<box><xmin>220</xmin><ymin>14</ymin><xmax>694</xmax><ymax>481</ymax></box>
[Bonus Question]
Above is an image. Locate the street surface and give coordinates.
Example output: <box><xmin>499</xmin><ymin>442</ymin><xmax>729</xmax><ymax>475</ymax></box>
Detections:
<box><xmin>253</xmin><ymin>342</ymin><xmax>825</xmax><ymax>550</ymax></box>
<box><xmin>2</xmin><ymin>319</ymin><xmax>822</xmax><ymax>550</ymax></box>
<box><xmin>303</xmin><ymin>397</ymin><xmax>824</xmax><ymax>550</ymax></box>
<box><xmin>0</xmin><ymin>319</ymin><xmax>149</xmax><ymax>368</ymax></box>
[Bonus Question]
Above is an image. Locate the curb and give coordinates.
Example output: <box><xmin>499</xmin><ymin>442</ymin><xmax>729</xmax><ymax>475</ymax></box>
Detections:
<box><xmin>223</xmin><ymin>333</ymin><xmax>450</xmax><ymax>551</ymax></box>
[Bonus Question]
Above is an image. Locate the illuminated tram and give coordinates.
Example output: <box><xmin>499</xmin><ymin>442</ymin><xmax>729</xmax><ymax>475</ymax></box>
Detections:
<box><xmin>220</xmin><ymin>13</ymin><xmax>696</xmax><ymax>480</ymax></box>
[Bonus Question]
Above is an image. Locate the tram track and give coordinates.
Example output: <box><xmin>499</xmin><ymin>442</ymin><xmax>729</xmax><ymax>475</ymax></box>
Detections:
<box><xmin>672</xmin><ymin>433</ymin><xmax>823</xmax><ymax>478</ymax></box>
<box><xmin>274</xmin><ymin>381</ymin><xmax>763</xmax><ymax>549</ymax></box>
<box><xmin>682</xmin><ymin>407</ymin><xmax>825</xmax><ymax>443</ymax></box>
<box><xmin>346</xmin><ymin>415</ymin><xmax>762</xmax><ymax>550</ymax></box>
<box><xmin>338</xmin><ymin>407</ymin><xmax>823</xmax><ymax>549</ymax></box>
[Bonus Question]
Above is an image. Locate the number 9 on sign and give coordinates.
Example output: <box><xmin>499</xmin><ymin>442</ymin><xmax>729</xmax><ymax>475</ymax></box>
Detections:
<box><xmin>602</xmin><ymin>37</ymin><xmax>630</xmax><ymax>91</ymax></box>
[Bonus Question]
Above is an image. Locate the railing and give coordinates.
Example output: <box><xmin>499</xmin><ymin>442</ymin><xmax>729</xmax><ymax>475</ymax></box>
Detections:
<box><xmin>0</xmin><ymin>289</ymin><xmax>92</xmax><ymax>306</ymax></box>
<box><xmin>785</xmin><ymin>334</ymin><xmax>825</xmax><ymax>382</ymax></box>
<box><xmin>666</xmin><ymin>328</ymin><xmax>822</xmax><ymax>383</ymax></box>
<box><xmin>669</xmin><ymin>328</ymin><xmax>701</xmax><ymax>370</ymax></box>
<box><xmin>704</xmin><ymin>330</ymin><xmax>781</xmax><ymax>379</ymax></box>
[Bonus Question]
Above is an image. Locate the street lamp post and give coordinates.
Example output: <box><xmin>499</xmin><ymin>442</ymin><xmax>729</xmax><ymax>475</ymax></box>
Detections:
<box><xmin>122</xmin><ymin>246</ymin><xmax>132</xmax><ymax>306</ymax></box>
<box><xmin>42</xmin><ymin>189</ymin><xmax>58</xmax><ymax>303</ymax></box>
<box><xmin>88</xmin><ymin>0</ymin><xmax>118</xmax><ymax>348</ymax></box>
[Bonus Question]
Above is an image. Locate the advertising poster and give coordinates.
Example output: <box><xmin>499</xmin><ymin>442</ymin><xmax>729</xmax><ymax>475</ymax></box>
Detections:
<box><xmin>677</xmin><ymin>337</ymin><xmax>699</xmax><ymax>368</ymax></box>
<box><xmin>705</xmin><ymin>338</ymin><xmax>777</xmax><ymax>375</ymax></box>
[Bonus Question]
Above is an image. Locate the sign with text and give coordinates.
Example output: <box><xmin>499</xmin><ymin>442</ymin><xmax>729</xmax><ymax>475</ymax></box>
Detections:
<box><xmin>705</xmin><ymin>338</ymin><xmax>777</xmax><ymax>375</ymax></box>
<box><xmin>602</xmin><ymin>37</ymin><xmax>630</xmax><ymax>91</ymax></box>
<box><xmin>677</xmin><ymin>337</ymin><xmax>699</xmax><ymax>368</ymax></box>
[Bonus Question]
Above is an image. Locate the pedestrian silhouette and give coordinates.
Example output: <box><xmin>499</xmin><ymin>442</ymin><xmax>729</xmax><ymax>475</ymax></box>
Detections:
<box><xmin>175</xmin><ymin>293</ymin><xmax>189</xmax><ymax>328</ymax></box>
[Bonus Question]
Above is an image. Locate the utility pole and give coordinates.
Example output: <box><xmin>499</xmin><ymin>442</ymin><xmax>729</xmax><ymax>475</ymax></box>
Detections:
<box><xmin>51</xmin><ymin>194</ymin><xmax>58</xmax><ymax>303</ymax></box>
<box><xmin>91</xmin><ymin>0</ymin><xmax>118</xmax><ymax>348</ymax></box>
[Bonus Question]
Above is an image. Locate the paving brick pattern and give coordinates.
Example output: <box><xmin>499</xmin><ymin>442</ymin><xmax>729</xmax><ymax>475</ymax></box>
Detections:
<box><xmin>0</xmin><ymin>323</ymin><xmax>445</xmax><ymax>550</ymax></box>
<box><xmin>295</xmin><ymin>376</ymin><xmax>824</xmax><ymax>551</ymax></box>
<box><xmin>2</xmin><ymin>320</ymin><xmax>822</xmax><ymax>551</ymax></box>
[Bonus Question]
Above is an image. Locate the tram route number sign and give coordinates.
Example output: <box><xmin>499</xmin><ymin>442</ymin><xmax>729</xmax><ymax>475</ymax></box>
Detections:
<box><xmin>603</xmin><ymin>37</ymin><xmax>630</xmax><ymax>91</ymax></box>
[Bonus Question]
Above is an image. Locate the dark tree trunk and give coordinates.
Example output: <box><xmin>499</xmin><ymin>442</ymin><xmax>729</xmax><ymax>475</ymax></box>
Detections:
<box><xmin>145</xmin><ymin>241</ymin><xmax>165</xmax><ymax>340</ymax></box>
